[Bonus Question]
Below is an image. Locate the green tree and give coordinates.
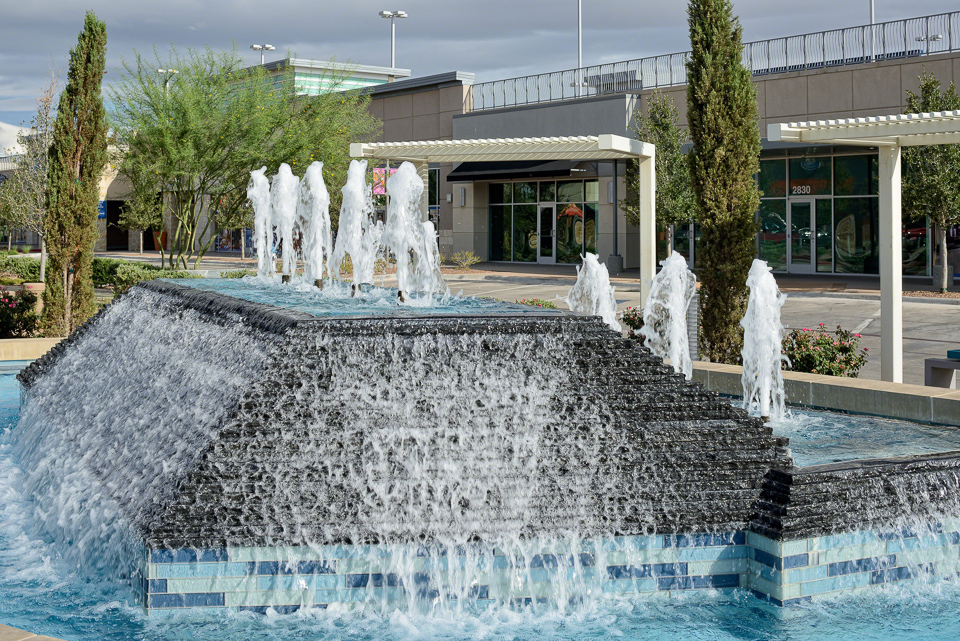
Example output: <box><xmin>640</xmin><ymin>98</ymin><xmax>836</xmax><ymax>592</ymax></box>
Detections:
<box><xmin>686</xmin><ymin>0</ymin><xmax>761</xmax><ymax>363</ymax></box>
<box><xmin>0</xmin><ymin>68</ymin><xmax>59</xmax><ymax>281</ymax></box>
<box><xmin>110</xmin><ymin>48</ymin><xmax>380</xmax><ymax>269</ymax></box>
<box><xmin>621</xmin><ymin>90</ymin><xmax>695</xmax><ymax>253</ymax></box>
<box><xmin>902</xmin><ymin>71</ymin><xmax>960</xmax><ymax>293</ymax></box>
<box><xmin>43</xmin><ymin>12</ymin><xmax>107</xmax><ymax>335</ymax></box>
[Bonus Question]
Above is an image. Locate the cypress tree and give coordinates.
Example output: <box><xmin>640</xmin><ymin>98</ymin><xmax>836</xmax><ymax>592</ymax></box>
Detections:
<box><xmin>43</xmin><ymin>11</ymin><xmax>107</xmax><ymax>335</ymax></box>
<box><xmin>686</xmin><ymin>0</ymin><xmax>761</xmax><ymax>363</ymax></box>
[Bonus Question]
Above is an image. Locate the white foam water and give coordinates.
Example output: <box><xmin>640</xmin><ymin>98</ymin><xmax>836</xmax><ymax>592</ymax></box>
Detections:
<box><xmin>297</xmin><ymin>161</ymin><xmax>333</xmax><ymax>285</ymax></box>
<box><xmin>271</xmin><ymin>164</ymin><xmax>300</xmax><ymax>278</ymax></box>
<box><xmin>566</xmin><ymin>253</ymin><xmax>620</xmax><ymax>332</ymax></box>
<box><xmin>247</xmin><ymin>167</ymin><xmax>274</xmax><ymax>277</ymax></box>
<box><xmin>640</xmin><ymin>252</ymin><xmax>696</xmax><ymax>379</ymax></box>
<box><xmin>381</xmin><ymin>162</ymin><xmax>447</xmax><ymax>299</ymax></box>
<box><xmin>740</xmin><ymin>259</ymin><xmax>787</xmax><ymax>420</ymax></box>
<box><xmin>332</xmin><ymin>159</ymin><xmax>383</xmax><ymax>287</ymax></box>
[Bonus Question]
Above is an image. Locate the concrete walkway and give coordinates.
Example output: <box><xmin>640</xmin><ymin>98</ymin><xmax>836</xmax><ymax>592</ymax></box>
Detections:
<box><xmin>0</xmin><ymin>624</ymin><xmax>64</xmax><ymax>641</ymax></box>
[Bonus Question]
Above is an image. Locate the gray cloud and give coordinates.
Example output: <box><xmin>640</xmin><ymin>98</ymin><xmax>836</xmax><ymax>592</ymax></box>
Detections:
<box><xmin>0</xmin><ymin>0</ymin><xmax>953</xmax><ymax>127</ymax></box>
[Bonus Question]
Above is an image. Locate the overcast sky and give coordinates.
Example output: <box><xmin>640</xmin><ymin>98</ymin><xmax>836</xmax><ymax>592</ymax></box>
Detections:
<box><xmin>0</xmin><ymin>1</ymin><xmax>954</xmax><ymax>151</ymax></box>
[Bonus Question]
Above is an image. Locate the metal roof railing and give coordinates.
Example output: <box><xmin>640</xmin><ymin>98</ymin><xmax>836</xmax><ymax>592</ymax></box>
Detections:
<box><xmin>470</xmin><ymin>11</ymin><xmax>960</xmax><ymax>111</ymax></box>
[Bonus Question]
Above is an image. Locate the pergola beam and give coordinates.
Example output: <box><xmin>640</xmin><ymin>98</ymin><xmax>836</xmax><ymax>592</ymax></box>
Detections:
<box><xmin>769</xmin><ymin>110</ymin><xmax>960</xmax><ymax>384</ymax></box>
<box><xmin>351</xmin><ymin>135</ymin><xmax>658</xmax><ymax>304</ymax></box>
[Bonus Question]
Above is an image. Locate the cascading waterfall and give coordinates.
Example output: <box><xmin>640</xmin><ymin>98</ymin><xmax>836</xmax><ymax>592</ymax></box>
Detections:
<box><xmin>297</xmin><ymin>161</ymin><xmax>333</xmax><ymax>286</ymax></box>
<box><xmin>740</xmin><ymin>259</ymin><xmax>788</xmax><ymax>421</ymax></box>
<box><xmin>332</xmin><ymin>159</ymin><xmax>383</xmax><ymax>287</ymax></box>
<box><xmin>271</xmin><ymin>164</ymin><xmax>299</xmax><ymax>278</ymax></box>
<box><xmin>566</xmin><ymin>252</ymin><xmax>620</xmax><ymax>332</ymax></box>
<box><xmin>381</xmin><ymin>162</ymin><xmax>447</xmax><ymax>300</ymax></box>
<box><xmin>247</xmin><ymin>167</ymin><xmax>274</xmax><ymax>277</ymax></box>
<box><xmin>640</xmin><ymin>252</ymin><xmax>697</xmax><ymax>379</ymax></box>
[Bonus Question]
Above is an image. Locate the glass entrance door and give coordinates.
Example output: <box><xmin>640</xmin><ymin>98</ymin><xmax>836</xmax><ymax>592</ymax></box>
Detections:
<box><xmin>788</xmin><ymin>199</ymin><xmax>815</xmax><ymax>273</ymax></box>
<box><xmin>538</xmin><ymin>206</ymin><xmax>555</xmax><ymax>264</ymax></box>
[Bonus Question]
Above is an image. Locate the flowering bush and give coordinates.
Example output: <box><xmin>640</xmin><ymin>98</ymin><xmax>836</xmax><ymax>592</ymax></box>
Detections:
<box><xmin>0</xmin><ymin>290</ymin><xmax>39</xmax><ymax>338</ymax></box>
<box><xmin>781</xmin><ymin>323</ymin><xmax>868</xmax><ymax>377</ymax></box>
<box><xmin>620</xmin><ymin>306</ymin><xmax>644</xmax><ymax>342</ymax></box>
<box><xmin>515</xmin><ymin>298</ymin><xmax>558</xmax><ymax>309</ymax></box>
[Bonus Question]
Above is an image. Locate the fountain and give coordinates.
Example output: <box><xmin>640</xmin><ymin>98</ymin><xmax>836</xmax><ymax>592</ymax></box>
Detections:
<box><xmin>566</xmin><ymin>253</ymin><xmax>620</xmax><ymax>332</ymax></box>
<box><xmin>640</xmin><ymin>252</ymin><xmax>697</xmax><ymax>379</ymax></box>
<box><xmin>331</xmin><ymin>159</ymin><xmax>383</xmax><ymax>292</ymax></box>
<box><xmin>297</xmin><ymin>161</ymin><xmax>333</xmax><ymax>288</ymax></box>
<box><xmin>740</xmin><ymin>259</ymin><xmax>788</xmax><ymax>421</ymax></box>
<box><xmin>3</xmin><ymin>167</ymin><xmax>960</xmax><ymax>628</ymax></box>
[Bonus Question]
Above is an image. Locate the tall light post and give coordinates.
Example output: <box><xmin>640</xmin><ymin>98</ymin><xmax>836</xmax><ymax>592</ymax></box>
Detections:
<box><xmin>577</xmin><ymin>0</ymin><xmax>583</xmax><ymax>96</ymax></box>
<box><xmin>249</xmin><ymin>43</ymin><xmax>275</xmax><ymax>65</ymax></box>
<box><xmin>379</xmin><ymin>10</ymin><xmax>407</xmax><ymax>68</ymax></box>
<box><xmin>157</xmin><ymin>68</ymin><xmax>178</xmax><ymax>95</ymax></box>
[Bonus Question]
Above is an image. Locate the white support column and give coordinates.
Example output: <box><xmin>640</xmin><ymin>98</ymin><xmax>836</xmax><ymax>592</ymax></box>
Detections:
<box><xmin>878</xmin><ymin>144</ymin><xmax>903</xmax><ymax>383</ymax></box>
<box><xmin>415</xmin><ymin>161</ymin><xmax>430</xmax><ymax>222</ymax></box>
<box><xmin>638</xmin><ymin>152</ymin><xmax>656</xmax><ymax>306</ymax></box>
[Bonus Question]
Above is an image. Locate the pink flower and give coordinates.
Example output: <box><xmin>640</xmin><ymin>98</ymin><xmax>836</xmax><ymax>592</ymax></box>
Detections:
<box><xmin>853</xmin><ymin>334</ymin><xmax>861</xmax><ymax>338</ymax></box>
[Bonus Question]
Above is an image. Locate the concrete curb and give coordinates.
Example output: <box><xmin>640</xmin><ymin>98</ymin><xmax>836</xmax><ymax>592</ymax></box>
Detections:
<box><xmin>0</xmin><ymin>623</ymin><xmax>66</xmax><ymax>641</ymax></box>
<box><xmin>786</xmin><ymin>291</ymin><xmax>960</xmax><ymax>305</ymax></box>
<box><xmin>0</xmin><ymin>338</ymin><xmax>61</xmax><ymax>362</ymax></box>
<box><xmin>692</xmin><ymin>362</ymin><xmax>960</xmax><ymax>426</ymax></box>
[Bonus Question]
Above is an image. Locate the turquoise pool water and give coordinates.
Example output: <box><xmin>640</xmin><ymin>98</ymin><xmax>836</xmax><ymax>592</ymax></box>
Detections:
<box><xmin>166</xmin><ymin>277</ymin><xmax>561</xmax><ymax>318</ymax></box>
<box><xmin>3</xmin><ymin>371</ymin><xmax>960</xmax><ymax>640</ymax></box>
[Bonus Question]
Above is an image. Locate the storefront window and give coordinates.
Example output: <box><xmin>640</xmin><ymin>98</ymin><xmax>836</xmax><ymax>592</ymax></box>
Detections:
<box><xmin>557</xmin><ymin>203</ymin><xmax>584</xmax><ymax>263</ymax></box>
<box><xmin>513</xmin><ymin>181</ymin><xmax>537</xmax><ymax>204</ymax></box>
<box><xmin>903</xmin><ymin>219</ymin><xmax>929</xmax><ymax>276</ymax></box>
<box><xmin>758</xmin><ymin>200</ymin><xmax>787</xmax><ymax>271</ymax></box>
<box><xmin>816</xmin><ymin>200</ymin><xmax>833</xmax><ymax>272</ymax></box>
<box><xmin>585</xmin><ymin>180</ymin><xmax>600</xmax><ymax>203</ymax></box>
<box><xmin>539</xmin><ymin>181</ymin><xmax>555</xmax><ymax>202</ymax></box>
<box><xmin>759</xmin><ymin>159</ymin><xmax>787</xmax><ymax>197</ymax></box>
<box><xmin>489</xmin><ymin>205</ymin><xmax>511</xmax><ymax>261</ymax></box>
<box><xmin>834</xmin><ymin>198</ymin><xmax>878</xmax><ymax>274</ymax></box>
<box><xmin>489</xmin><ymin>184</ymin><xmax>512</xmax><ymax>204</ymax></box>
<box><xmin>834</xmin><ymin>155</ymin><xmax>878</xmax><ymax>196</ymax></box>
<box><xmin>789</xmin><ymin>156</ymin><xmax>831</xmax><ymax>196</ymax></box>
<box><xmin>557</xmin><ymin>180</ymin><xmax>584</xmax><ymax>203</ymax></box>
<box><xmin>513</xmin><ymin>204</ymin><xmax>537</xmax><ymax>262</ymax></box>
<box><xmin>428</xmin><ymin>168</ymin><xmax>439</xmax><ymax>207</ymax></box>
<box><xmin>584</xmin><ymin>202</ymin><xmax>598</xmax><ymax>254</ymax></box>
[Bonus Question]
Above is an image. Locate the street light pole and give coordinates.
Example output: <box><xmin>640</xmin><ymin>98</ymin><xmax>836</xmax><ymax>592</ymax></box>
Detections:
<box><xmin>157</xmin><ymin>68</ymin><xmax>178</xmax><ymax>95</ymax></box>
<box><xmin>869</xmin><ymin>0</ymin><xmax>875</xmax><ymax>61</ymax></box>
<box><xmin>577</xmin><ymin>0</ymin><xmax>582</xmax><ymax>97</ymax></box>
<box><xmin>379</xmin><ymin>10</ymin><xmax>408</xmax><ymax>68</ymax></box>
<box><xmin>249</xmin><ymin>43</ymin><xmax>275</xmax><ymax>65</ymax></box>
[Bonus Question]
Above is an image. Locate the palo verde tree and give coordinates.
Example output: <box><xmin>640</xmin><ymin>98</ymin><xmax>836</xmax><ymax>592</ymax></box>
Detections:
<box><xmin>686</xmin><ymin>0</ymin><xmax>761</xmax><ymax>363</ymax></box>
<box><xmin>110</xmin><ymin>48</ymin><xmax>379</xmax><ymax>269</ymax></box>
<box><xmin>0</xmin><ymin>68</ymin><xmax>59</xmax><ymax>280</ymax></box>
<box><xmin>44</xmin><ymin>12</ymin><xmax>107</xmax><ymax>335</ymax></box>
<box><xmin>622</xmin><ymin>90</ymin><xmax>695</xmax><ymax>253</ymax></box>
<box><xmin>902</xmin><ymin>71</ymin><xmax>960</xmax><ymax>293</ymax></box>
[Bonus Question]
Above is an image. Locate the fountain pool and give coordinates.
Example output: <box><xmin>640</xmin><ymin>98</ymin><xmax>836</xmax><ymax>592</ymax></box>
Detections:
<box><xmin>3</xmin><ymin>368</ymin><xmax>960</xmax><ymax>639</ymax></box>
<box><xmin>3</xmin><ymin>277</ymin><xmax>960</xmax><ymax>638</ymax></box>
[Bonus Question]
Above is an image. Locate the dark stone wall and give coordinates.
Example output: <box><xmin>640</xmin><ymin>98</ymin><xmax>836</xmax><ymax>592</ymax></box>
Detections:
<box><xmin>753</xmin><ymin>452</ymin><xmax>960</xmax><ymax>541</ymax></box>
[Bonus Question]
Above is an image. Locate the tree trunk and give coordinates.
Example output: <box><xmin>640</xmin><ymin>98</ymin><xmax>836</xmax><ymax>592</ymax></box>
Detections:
<box><xmin>139</xmin><ymin>230</ymin><xmax>143</xmax><ymax>255</ymax></box>
<box><xmin>241</xmin><ymin>230</ymin><xmax>245</xmax><ymax>260</ymax></box>
<box><xmin>39</xmin><ymin>236</ymin><xmax>47</xmax><ymax>283</ymax></box>
<box><xmin>6</xmin><ymin>230</ymin><xmax>10</xmax><ymax>252</ymax></box>
<box><xmin>940</xmin><ymin>225</ymin><xmax>949</xmax><ymax>294</ymax></box>
<box><xmin>63</xmin><ymin>265</ymin><xmax>72</xmax><ymax>335</ymax></box>
<box><xmin>667</xmin><ymin>225</ymin><xmax>674</xmax><ymax>257</ymax></box>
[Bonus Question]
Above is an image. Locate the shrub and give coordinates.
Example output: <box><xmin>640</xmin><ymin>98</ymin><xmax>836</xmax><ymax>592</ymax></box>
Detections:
<box><xmin>0</xmin><ymin>256</ymin><xmax>41</xmax><ymax>282</ymax></box>
<box><xmin>113</xmin><ymin>263</ymin><xmax>197</xmax><ymax>297</ymax></box>
<box><xmin>620</xmin><ymin>306</ymin><xmax>644</xmax><ymax>342</ymax></box>
<box><xmin>220</xmin><ymin>269</ymin><xmax>256</xmax><ymax>279</ymax></box>
<box><xmin>92</xmin><ymin>257</ymin><xmax>162</xmax><ymax>288</ymax></box>
<box><xmin>515</xmin><ymin>298</ymin><xmax>558</xmax><ymax>309</ymax></box>
<box><xmin>781</xmin><ymin>323</ymin><xmax>868</xmax><ymax>377</ymax></box>
<box><xmin>0</xmin><ymin>290</ymin><xmax>39</xmax><ymax>338</ymax></box>
<box><xmin>451</xmin><ymin>251</ymin><xmax>482</xmax><ymax>270</ymax></box>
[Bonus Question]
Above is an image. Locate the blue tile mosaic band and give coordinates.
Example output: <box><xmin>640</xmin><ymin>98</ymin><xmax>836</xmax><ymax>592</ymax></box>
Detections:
<box><xmin>137</xmin><ymin>525</ymin><xmax>960</xmax><ymax>612</ymax></box>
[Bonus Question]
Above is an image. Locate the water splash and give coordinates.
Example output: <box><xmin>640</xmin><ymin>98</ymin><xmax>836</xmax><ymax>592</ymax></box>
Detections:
<box><xmin>381</xmin><ymin>162</ymin><xmax>447</xmax><ymax>300</ymax></box>
<box><xmin>297</xmin><ymin>161</ymin><xmax>332</xmax><ymax>285</ymax></box>
<box><xmin>271</xmin><ymin>164</ymin><xmax>299</xmax><ymax>278</ymax></box>
<box><xmin>332</xmin><ymin>159</ymin><xmax>383</xmax><ymax>287</ymax></box>
<box><xmin>740</xmin><ymin>259</ymin><xmax>787</xmax><ymax>421</ymax></box>
<box><xmin>566</xmin><ymin>253</ymin><xmax>620</xmax><ymax>332</ymax></box>
<box><xmin>640</xmin><ymin>252</ymin><xmax>696</xmax><ymax>379</ymax></box>
<box><xmin>247</xmin><ymin>167</ymin><xmax>274</xmax><ymax>278</ymax></box>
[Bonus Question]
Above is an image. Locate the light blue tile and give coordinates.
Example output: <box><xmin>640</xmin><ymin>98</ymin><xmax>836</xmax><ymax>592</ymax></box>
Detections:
<box><xmin>155</xmin><ymin>562</ymin><xmax>249</xmax><ymax>579</ymax></box>
<box><xmin>813</xmin><ymin>532</ymin><xmax>879</xmax><ymax>551</ymax></box>
<box><xmin>785</xmin><ymin>564</ymin><xmax>829</xmax><ymax>584</ymax></box>
<box><xmin>624</xmin><ymin>535</ymin><xmax>662</xmax><ymax>551</ymax></box>
<box><xmin>759</xmin><ymin>565</ymin><xmax>782</xmax><ymax>584</ymax></box>
<box><xmin>781</xmin><ymin>540</ymin><xmax>808</xmax><ymax>557</ymax></box>
<box><xmin>747</xmin><ymin>532</ymin><xmax>783</xmax><ymax>557</ymax></box>
<box><xmin>600</xmin><ymin>578</ymin><xmax>656</xmax><ymax>594</ymax></box>
<box><xmin>564</xmin><ymin>566</ymin><xmax>598</xmax><ymax>581</ymax></box>
<box><xmin>678</xmin><ymin>546</ymin><xmax>747</xmax><ymax>562</ymax></box>
<box><xmin>801</xmin><ymin>572</ymin><xmax>871</xmax><ymax>597</ymax></box>
<box><xmin>887</xmin><ymin>533</ymin><xmax>951</xmax><ymax>554</ymax></box>
<box><xmin>312</xmin><ymin>589</ymin><xmax>339</xmax><ymax>604</ymax></box>
<box><xmin>259</xmin><ymin>574</ymin><xmax>343</xmax><ymax>591</ymax></box>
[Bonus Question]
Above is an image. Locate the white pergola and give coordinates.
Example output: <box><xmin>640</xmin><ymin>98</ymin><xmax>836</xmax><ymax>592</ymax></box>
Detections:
<box><xmin>350</xmin><ymin>135</ymin><xmax>657</xmax><ymax>302</ymax></box>
<box><xmin>769</xmin><ymin>110</ymin><xmax>960</xmax><ymax>383</ymax></box>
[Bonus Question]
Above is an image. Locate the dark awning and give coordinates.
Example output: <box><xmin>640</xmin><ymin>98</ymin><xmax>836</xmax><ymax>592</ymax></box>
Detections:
<box><xmin>445</xmin><ymin>160</ymin><xmax>579</xmax><ymax>183</ymax></box>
